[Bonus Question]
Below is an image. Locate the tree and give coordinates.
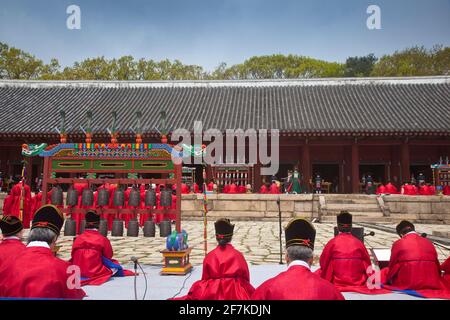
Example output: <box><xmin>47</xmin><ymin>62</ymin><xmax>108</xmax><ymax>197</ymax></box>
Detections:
<box><xmin>0</xmin><ymin>42</ymin><xmax>46</xmax><ymax>79</ymax></box>
<box><xmin>371</xmin><ymin>45</ymin><xmax>449</xmax><ymax>76</ymax></box>
<box><xmin>344</xmin><ymin>54</ymin><xmax>377</xmax><ymax>77</ymax></box>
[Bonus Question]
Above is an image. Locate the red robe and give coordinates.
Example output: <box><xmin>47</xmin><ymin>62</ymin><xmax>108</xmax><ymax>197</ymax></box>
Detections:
<box><xmin>121</xmin><ymin>187</ymin><xmax>137</xmax><ymax>228</ymax></box>
<box><xmin>228</xmin><ymin>184</ymin><xmax>238</xmax><ymax>194</ymax></box>
<box><xmin>139</xmin><ymin>185</ymin><xmax>152</xmax><ymax>227</ymax></box>
<box><xmin>174</xmin><ymin>244</ymin><xmax>255</xmax><ymax>300</ymax></box>
<box><xmin>381</xmin><ymin>232</ymin><xmax>450</xmax><ymax>299</ymax></box>
<box><xmin>252</xmin><ymin>264</ymin><xmax>345</xmax><ymax>300</ymax></box>
<box><xmin>2</xmin><ymin>182</ymin><xmax>32</xmax><ymax>228</ymax></box>
<box><xmin>0</xmin><ymin>246</ymin><xmax>86</xmax><ymax>299</ymax></box>
<box><xmin>385</xmin><ymin>183</ymin><xmax>398</xmax><ymax>194</ymax></box>
<box><xmin>207</xmin><ymin>182</ymin><xmax>214</xmax><ymax>192</ymax></box>
<box><xmin>30</xmin><ymin>192</ymin><xmax>42</xmax><ymax>220</ymax></box>
<box><xmin>192</xmin><ymin>183</ymin><xmax>200</xmax><ymax>193</ymax></box>
<box><xmin>442</xmin><ymin>257</ymin><xmax>450</xmax><ymax>289</ymax></box>
<box><xmin>238</xmin><ymin>185</ymin><xmax>247</xmax><ymax>193</ymax></box>
<box><xmin>259</xmin><ymin>185</ymin><xmax>269</xmax><ymax>194</ymax></box>
<box><xmin>0</xmin><ymin>237</ymin><xmax>26</xmax><ymax>266</ymax></box>
<box><xmin>181</xmin><ymin>184</ymin><xmax>190</xmax><ymax>194</ymax></box>
<box><xmin>269</xmin><ymin>183</ymin><xmax>281</xmax><ymax>194</ymax></box>
<box><xmin>376</xmin><ymin>185</ymin><xmax>386</xmax><ymax>194</ymax></box>
<box><xmin>317</xmin><ymin>233</ymin><xmax>390</xmax><ymax>294</ymax></box>
<box><xmin>70</xmin><ymin>229</ymin><xmax>133</xmax><ymax>286</ymax></box>
<box><xmin>444</xmin><ymin>185</ymin><xmax>450</xmax><ymax>196</ymax></box>
<box><xmin>72</xmin><ymin>182</ymin><xmax>89</xmax><ymax>234</ymax></box>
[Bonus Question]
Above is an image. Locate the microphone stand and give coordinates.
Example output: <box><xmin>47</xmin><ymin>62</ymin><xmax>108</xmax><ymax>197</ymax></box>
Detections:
<box><xmin>277</xmin><ymin>197</ymin><xmax>283</xmax><ymax>264</ymax></box>
<box><xmin>133</xmin><ymin>258</ymin><xmax>138</xmax><ymax>300</ymax></box>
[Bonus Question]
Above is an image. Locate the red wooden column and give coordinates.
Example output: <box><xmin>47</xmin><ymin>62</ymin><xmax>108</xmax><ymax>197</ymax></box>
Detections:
<box><xmin>400</xmin><ymin>139</ymin><xmax>410</xmax><ymax>183</ymax></box>
<box><xmin>351</xmin><ymin>141</ymin><xmax>360</xmax><ymax>193</ymax></box>
<box><xmin>25</xmin><ymin>155</ymin><xmax>33</xmax><ymax>186</ymax></box>
<box><xmin>301</xmin><ymin>142</ymin><xmax>311</xmax><ymax>192</ymax></box>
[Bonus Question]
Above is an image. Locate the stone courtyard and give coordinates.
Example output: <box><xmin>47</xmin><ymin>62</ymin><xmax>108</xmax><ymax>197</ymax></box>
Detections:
<box><xmin>44</xmin><ymin>220</ymin><xmax>450</xmax><ymax>266</ymax></box>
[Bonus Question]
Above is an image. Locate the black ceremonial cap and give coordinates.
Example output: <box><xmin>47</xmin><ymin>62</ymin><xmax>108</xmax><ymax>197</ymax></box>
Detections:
<box><xmin>0</xmin><ymin>215</ymin><xmax>23</xmax><ymax>237</ymax></box>
<box><xmin>285</xmin><ymin>218</ymin><xmax>316</xmax><ymax>250</ymax></box>
<box><xmin>396</xmin><ymin>220</ymin><xmax>415</xmax><ymax>236</ymax></box>
<box><xmin>85</xmin><ymin>210</ymin><xmax>100</xmax><ymax>226</ymax></box>
<box><xmin>337</xmin><ymin>211</ymin><xmax>352</xmax><ymax>228</ymax></box>
<box><xmin>215</xmin><ymin>218</ymin><xmax>234</xmax><ymax>240</ymax></box>
<box><xmin>31</xmin><ymin>205</ymin><xmax>64</xmax><ymax>235</ymax></box>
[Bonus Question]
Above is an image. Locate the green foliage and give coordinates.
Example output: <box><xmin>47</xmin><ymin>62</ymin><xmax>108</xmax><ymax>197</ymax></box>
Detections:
<box><xmin>345</xmin><ymin>54</ymin><xmax>377</xmax><ymax>77</ymax></box>
<box><xmin>371</xmin><ymin>45</ymin><xmax>450</xmax><ymax>77</ymax></box>
<box><xmin>0</xmin><ymin>42</ymin><xmax>448</xmax><ymax>80</ymax></box>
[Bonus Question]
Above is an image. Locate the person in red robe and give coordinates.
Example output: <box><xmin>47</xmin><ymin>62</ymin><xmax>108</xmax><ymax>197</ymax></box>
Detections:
<box><xmin>206</xmin><ymin>181</ymin><xmax>214</xmax><ymax>192</ymax></box>
<box><xmin>269</xmin><ymin>182</ymin><xmax>281</xmax><ymax>194</ymax></box>
<box><xmin>317</xmin><ymin>211</ymin><xmax>389</xmax><ymax>294</ymax></box>
<box><xmin>442</xmin><ymin>257</ymin><xmax>450</xmax><ymax>289</ymax></box>
<box><xmin>228</xmin><ymin>183</ymin><xmax>238</xmax><ymax>194</ymax></box>
<box><xmin>0</xmin><ymin>205</ymin><xmax>86</xmax><ymax>299</ymax></box>
<box><xmin>376</xmin><ymin>184</ymin><xmax>386</xmax><ymax>194</ymax></box>
<box><xmin>30</xmin><ymin>191</ymin><xmax>42</xmax><ymax>220</ymax></box>
<box><xmin>174</xmin><ymin>218</ymin><xmax>255</xmax><ymax>300</ymax></box>
<box><xmin>252</xmin><ymin>219</ymin><xmax>344</xmax><ymax>300</ymax></box>
<box><xmin>401</xmin><ymin>182</ymin><xmax>417</xmax><ymax>195</ymax></box>
<box><xmin>72</xmin><ymin>180</ymin><xmax>89</xmax><ymax>233</ymax></box>
<box><xmin>181</xmin><ymin>183</ymin><xmax>190</xmax><ymax>194</ymax></box>
<box><xmin>0</xmin><ymin>216</ymin><xmax>26</xmax><ymax>266</ymax></box>
<box><xmin>2</xmin><ymin>181</ymin><xmax>32</xmax><ymax>229</ymax></box>
<box><xmin>381</xmin><ymin>220</ymin><xmax>450</xmax><ymax>299</ymax></box>
<box><xmin>259</xmin><ymin>183</ymin><xmax>269</xmax><ymax>194</ymax></box>
<box><xmin>192</xmin><ymin>183</ymin><xmax>200</xmax><ymax>193</ymax></box>
<box><xmin>443</xmin><ymin>185</ymin><xmax>450</xmax><ymax>196</ymax></box>
<box><xmin>70</xmin><ymin>210</ymin><xmax>134</xmax><ymax>286</ymax></box>
<box><xmin>385</xmin><ymin>181</ymin><xmax>398</xmax><ymax>194</ymax></box>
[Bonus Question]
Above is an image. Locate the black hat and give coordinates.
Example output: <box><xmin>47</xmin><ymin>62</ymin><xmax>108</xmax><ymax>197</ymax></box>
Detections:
<box><xmin>285</xmin><ymin>218</ymin><xmax>316</xmax><ymax>250</ymax></box>
<box><xmin>85</xmin><ymin>210</ymin><xmax>100</xmax><ymax>227</ymax></box>
<box><xmin>0</xmin><ymin>215</ymin><xmax>23</xmax><ymax>237</ymax></box>
<box><xmin>31</xmin><ymin>205</ymin><xmax>64</xmax><ymax>235</ymax></box>
<box><xmin>396</xmin><ymin>220</ymin><xmax>415</xmax><ymax>236</ymax></box>
<box><xmin>337</xmin><ymin>211</ymin><xmax>352</xmax><ymax>229</ymax></box>
<box><xmin>215</xmin><ymin>218</ymin><xmax>234</xmax><ymax>241</ymax></box>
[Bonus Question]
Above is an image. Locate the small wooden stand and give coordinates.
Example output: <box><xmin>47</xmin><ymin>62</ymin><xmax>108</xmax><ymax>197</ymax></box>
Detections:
<box><xmin>160</xmin><ymin>247</ymin><xmax>193</xmax><ymax>275</ymax></box>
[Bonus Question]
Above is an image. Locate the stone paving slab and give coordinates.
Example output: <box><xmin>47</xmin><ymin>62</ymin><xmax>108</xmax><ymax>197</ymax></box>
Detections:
<box><xmin>36</xmin><ymin>221</ymin><xmax>450</xmax><ymax>265</ymax></box>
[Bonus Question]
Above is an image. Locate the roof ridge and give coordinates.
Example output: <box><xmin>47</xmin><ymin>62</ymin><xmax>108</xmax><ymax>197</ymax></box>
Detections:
<box><xmin>0</xmin><ymin>76</ymin><xmax>449</xmax><ymax>89</ymax></box>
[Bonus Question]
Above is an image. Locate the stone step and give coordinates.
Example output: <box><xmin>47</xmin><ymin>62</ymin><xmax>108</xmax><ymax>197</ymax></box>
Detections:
<box><xmin>325</xmin><ymin>203</ymin><xmax>380</xmax><ymax>211</ymax></box>
<box><xmin>320</xmin><ymin>216</ymin><xmax>393</xmax><ymax>223</ymax></box>
<box><xmin>325</xmin><ymin>210</ymin><xmax>384</xmax><ymax>217</ymax></box>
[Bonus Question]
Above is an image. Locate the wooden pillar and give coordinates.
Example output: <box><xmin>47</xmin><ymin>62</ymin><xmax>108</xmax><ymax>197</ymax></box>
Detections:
<box><xmin>400</xmin><ymin>140</ymin><xmax>410</xmax><ymax>183</ymax></box>
<box><xmin>351</xmin><ymin>141</ymin><xmax>360</xmax><ymax>193</ymax></box>
<box><xmin>301</xmin><ymin>142</ymin><xmax>311</xmax><ymax>192</ymax></box>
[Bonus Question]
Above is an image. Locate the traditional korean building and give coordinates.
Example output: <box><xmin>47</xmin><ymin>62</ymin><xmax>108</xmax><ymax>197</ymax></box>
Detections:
<box><xmin>0</xmin><ymin>76</ymin><xmax>449</xmax><ymax>193</ymax></box>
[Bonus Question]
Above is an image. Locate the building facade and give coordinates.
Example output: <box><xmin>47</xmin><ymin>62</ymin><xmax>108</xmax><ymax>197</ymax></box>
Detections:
<box><xmin>0</xmin><ymin>77</ymin><xmax>449</xmax><ymax>193</ymax></box>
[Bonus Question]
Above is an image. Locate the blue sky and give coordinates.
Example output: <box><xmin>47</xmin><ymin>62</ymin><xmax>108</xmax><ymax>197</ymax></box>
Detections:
<box><xmin>0</xmin><ymin>0</ymin><xmax>449</xmax><ymax>71</ymax></box>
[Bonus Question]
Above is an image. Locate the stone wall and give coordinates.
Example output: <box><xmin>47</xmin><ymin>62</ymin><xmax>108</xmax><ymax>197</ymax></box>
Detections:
<box><xmin>1</xmin><ymin>192</ymin><xmax>449</xmax><ymax>224</ymax></box>
<box><xmin>383</xmin><ymin>195</ymin><xmax>450</xmax><ymax>224</ymax></box>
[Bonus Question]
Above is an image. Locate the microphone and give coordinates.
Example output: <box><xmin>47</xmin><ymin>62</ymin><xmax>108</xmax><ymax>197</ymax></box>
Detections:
<box><xmin>131</xmin><ymin>256</ymin><xmax>138</xmax><ymax>263</ymax></box>
<box><xmin>421</xmin><ymin>233</ymin><xmax>427</xmax><ymax>238</ymax></box>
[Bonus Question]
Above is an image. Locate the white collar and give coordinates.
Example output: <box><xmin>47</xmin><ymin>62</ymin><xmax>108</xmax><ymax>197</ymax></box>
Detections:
<box><xmin>288</xmin><ymin>260</ymin><xmax>311</xmax><ymax>271</ymax></box>
<box><xmin>27</xmin><ymin>241</ymin><xmax>50</xmax><ymax>249</ymax></box>
<box><xmin>405</xmin><ymin>231</ymin><xmax>417</xmax><ymax>236</ymax></box>
<box><xmin>3</xmin><ymin>236</ymin><xmax>20</xmax><ymax>241</ymax></box>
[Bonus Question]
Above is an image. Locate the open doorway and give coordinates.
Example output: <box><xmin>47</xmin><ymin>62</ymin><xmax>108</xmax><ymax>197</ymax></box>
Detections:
<box><xmin>312</xmin><ymin>164</ymin><xmax>340</xmax><ymax>193</ymax></box>
<box><xmin>359</xmin><ymin>164</ymin><xmax>385</xmax><ymax>184</ymax></box>
<box><xmin>410</xmin><ymin>164</ymin><xmax>432</xmax><ymax>184</ymax></box>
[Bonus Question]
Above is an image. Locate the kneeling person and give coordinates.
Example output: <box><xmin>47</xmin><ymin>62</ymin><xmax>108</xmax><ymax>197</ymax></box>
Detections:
<box><xmin>70</xmin><ymin>210</ymin><xmax>133</xmax><ymax>286</ymax></box>
<box><xmin>0</xmin><ymin>216</ymin><xmax>26</xmax><ymax>265</ymax></box>
<box><xmin>252</xmin><ymin>219</ymin><xmax>344</xmax><ymax>300</ymax></box>
<box><xmin>0</xmin><ymin>205</ymin><xmax>86</xmax><ymax>299</ymax></box>
<box><xmin>174</xmin><ymin>218</ymin><xmax>255</xmax><ymax>300</ymax></box>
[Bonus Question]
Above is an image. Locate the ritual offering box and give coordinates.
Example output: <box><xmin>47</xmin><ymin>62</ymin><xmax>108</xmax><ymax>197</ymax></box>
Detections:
<box><xmin>160</xmin><ymin>247</ymin><xmax>192</xmax><ymax>275</ymax></box>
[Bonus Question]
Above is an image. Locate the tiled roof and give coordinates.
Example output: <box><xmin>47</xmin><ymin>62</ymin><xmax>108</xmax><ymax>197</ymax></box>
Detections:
<box><xmin>0</xmin><ymin>77</ymin><xmax>449</xmax><ymax>137</ymax></box>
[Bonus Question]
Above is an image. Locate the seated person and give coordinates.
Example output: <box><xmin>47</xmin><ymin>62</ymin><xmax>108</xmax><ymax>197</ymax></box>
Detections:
<box><xmin>70</xmin><ymin>210</ymin><xmax>134</xmax><ymax>286</ymax></box>
<box><xmin>385</xmin><ymin>181</ymin><xmax>398</xmax><ymax>194</ymax></box>
<box><xmin>0</xmin><ymin>216</ymin><xmax>26</xmax><ymax>265</ymax></box>
<box><xmin>0</xmin><ymin>205</ymin><xmax>86</xmax><ymax>299</ymax></box>
<box><xmin>174</xmin><ymin>218</ymin><xmax>255</xmax><ymax>300</ymax></box>
<box><xmin>317</xmin><ymin>211</ymin><xmax>386</xmax><ymax>294</ymax></box>
<box><xmin>252</xmin><ymin>219</ymin><xmax>344</xmax><ymax>300</ymax></box>
<box><xmin>381</xmin><ymin>220</ymin><xmax>450</xmax><ymax>298</ymax></box>
<box><xmin>442</xmin><ymin>257</ymin><xmax>450</xmax><ymax>289</ymax></box>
